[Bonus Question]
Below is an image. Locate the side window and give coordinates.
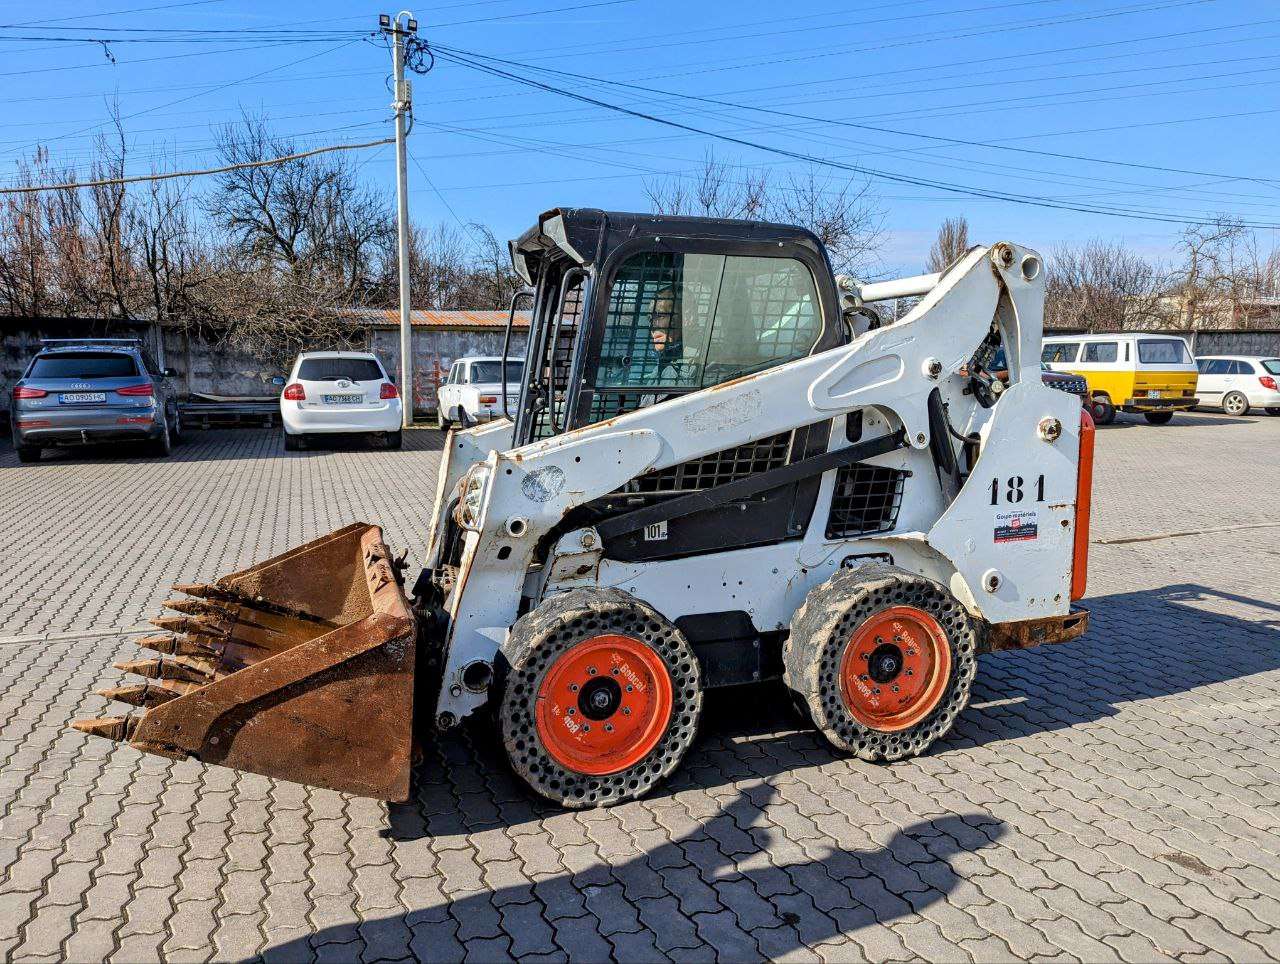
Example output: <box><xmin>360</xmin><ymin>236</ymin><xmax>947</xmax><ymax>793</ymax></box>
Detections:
<box><xmin>1233</xmin><ymin>360</ymin><xmax>1254</xmax><ymax>375</ymax></box>
<box><xmin>1204</xmin><ymin>359</ymin><xmax>1231</xmax><ymax>375</ymax></box>
<box><xmin>1196</xmin><ymin>358</ymin><xmax>1210</xmax><ymax>373</ymax></box>
<box><xmin>461</xmin><ymin>365</ymin><xmax>472</xmax><ymax>385</ymax></box>
<box><xmin>597</xmin><ymin>252</ymin><xmax>821</xmax><ymax>392</ymax></box>
<box><xmin>1041</xmin><ymin>342</ymin><xmax>1079</xmax><ymax>364</ymax></box>
<box><xmin>140</xmin><ymin>350</ymin><xmax>160</xmax><ymax>375</ymax></box>
<box><xmin>1082</xmin><ymin>342</ymin><xmax>1118</xmax><ymax>363</ymax></box>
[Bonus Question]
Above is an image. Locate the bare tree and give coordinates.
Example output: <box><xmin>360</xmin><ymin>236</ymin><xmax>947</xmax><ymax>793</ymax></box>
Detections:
<box><xmin>1044</xmin><ymin>240</ymin><xmax>1167</xmax><ymax>332</ymax></box>
<box><xmin>646</xmin><ymin>152</ymin><xmax>883</xmax><ymax>274</ymax></box>
<box><xmin>925</xmin><ymin>217</ymin><xmax>971</xmax><ymax>274</ymax></box>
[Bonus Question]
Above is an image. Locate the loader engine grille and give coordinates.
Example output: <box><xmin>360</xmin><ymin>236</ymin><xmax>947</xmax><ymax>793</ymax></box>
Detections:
<box><xmin>621</xmin><ymin>432</ymin><xmax>793</xmax><ymax>493</ymax></box>
<box><xmin>826</xmin><ymin>463</ymin><xmax>907</xmax><ymax>539</ymax></box>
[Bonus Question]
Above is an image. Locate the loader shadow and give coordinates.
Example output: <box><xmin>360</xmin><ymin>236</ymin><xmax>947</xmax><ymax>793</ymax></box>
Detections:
<box><xmin>392</xmin><ymin>580</ymin><xmax>1280</xmax><ymax>836</ymax></box>
<box><xmin>262</xmin><ymin>787</ymin><xmax>1008</xmax><ymax>963</ymax></box>
<box><xmin>944</xmin><ymin>581</ymin><xmax>1280</xmax><ymax>750</ymax></box>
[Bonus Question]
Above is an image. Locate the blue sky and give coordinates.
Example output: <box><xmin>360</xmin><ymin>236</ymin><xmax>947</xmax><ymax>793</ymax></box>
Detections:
<box><xmin>2</xmin><ymin>0</ymin><xmax>1278</xmax><ymax>275</ymax></box>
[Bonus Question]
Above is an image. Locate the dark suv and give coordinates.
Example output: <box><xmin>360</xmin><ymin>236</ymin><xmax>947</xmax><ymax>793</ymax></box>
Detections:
<box><xmin>9</xmin><ymin>339</ymin><xmax>182</xmax><ymax>462</ymax></box>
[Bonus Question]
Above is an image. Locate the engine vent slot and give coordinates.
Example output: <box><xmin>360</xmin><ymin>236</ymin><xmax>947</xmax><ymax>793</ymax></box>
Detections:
<box><xmin>826</xmin><ymin>463</ymin><xmax>907</xmax><ymax>538</ymax></box>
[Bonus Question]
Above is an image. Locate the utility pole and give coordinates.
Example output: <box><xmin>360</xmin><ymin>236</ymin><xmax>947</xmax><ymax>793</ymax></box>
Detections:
<box><xmin>381</xmin><ymin>11</ymin><xmax>417</xmax><ymax>428</ymax></box>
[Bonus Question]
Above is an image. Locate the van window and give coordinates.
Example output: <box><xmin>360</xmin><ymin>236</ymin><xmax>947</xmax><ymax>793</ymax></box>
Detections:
<box><xmin>29</xmin><ymin>352</ymin><xmax>138</xmax><ymax>378</ymax></box>
<box><xmin>1137</xmin><ymin>339</ymin><xmax>1191</xmax><ymax>365</ymax></box>
<box><xmin>1082</xmin><ymin>342</ymin><xmax>1118</xmax><ymax>363</ymax></box>
<box><xmin>1042</xmin><ymin>342</ymin><xmax>1079</xmax><ymax>364</ymax></box>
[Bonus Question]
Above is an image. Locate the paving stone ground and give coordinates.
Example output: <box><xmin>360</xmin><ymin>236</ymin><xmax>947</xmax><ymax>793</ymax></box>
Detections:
<box><xmin>2</xmin><ymin>410</ymin><xmax>1279</xmax><ymax>963</ymax></box>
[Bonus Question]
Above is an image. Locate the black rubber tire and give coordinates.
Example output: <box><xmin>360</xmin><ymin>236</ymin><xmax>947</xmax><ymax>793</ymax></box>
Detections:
<box><xmin>16</xmin><ymin>445</ymin><xmax>41</xmax><ymax>464</ymax></box>
<box><xmin>437</xmin><ymin>409</ymin><xmax>452</xmax><ymax>431</ymax></box>
<box><xmin>385</xmin><ymin>430</ymin><xmax>403</xmax><ymax>450</ymax></box>
<box><xmin>1089</xmin><ymin>395</ymin><xmax>1116</xmax><ymax>425</ymax></box>
<box><xmin>150</xmin><ymin>425</ymin><xmax>172</xmax><ymax>457</ymax></box>
<box><xmin>168</xmin><ymin>409</ymin><xmax>183</xmax><ymax>446</ymax></box>
<box><xmin>283</xmin><ymin>432</ymin><xmax>300</xmax><ymax>451</ymax></box>
<box><xmin>1142</xmin><ymin>411</ymin><xmax>1174</xmax><ymax>425</ymax></box>
<box><xmin>1223</xmin><ymin>391</ymin><xmax>1250</xmax><ymax>417</ymax></box>
<box><xmin>497</xmin><ymin>587</ymin><xmax>702</xmax><ymax>808</ymax></box>
<box><xmin>458</xmin><ymin>408</ymin><xmax>474</xmax><ymax>430</ymax></box>
<box><xmin>783</xmin><ymin>565</ymin><xmax>978</xmax><ymax>762</ymax></box>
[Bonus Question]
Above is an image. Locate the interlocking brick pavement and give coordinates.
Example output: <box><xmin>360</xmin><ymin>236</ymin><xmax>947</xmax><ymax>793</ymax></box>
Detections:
<box><xmin>2</xmin><ymin>411</ymin><xmax>1280</xmax><ymax>962</ymax></box>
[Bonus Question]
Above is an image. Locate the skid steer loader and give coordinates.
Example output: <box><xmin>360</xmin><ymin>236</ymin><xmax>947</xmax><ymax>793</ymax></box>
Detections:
<box><xmin>76</xmin><ymin>209</ymin><xmax>1093</xmax><ymax>807</ymax></box>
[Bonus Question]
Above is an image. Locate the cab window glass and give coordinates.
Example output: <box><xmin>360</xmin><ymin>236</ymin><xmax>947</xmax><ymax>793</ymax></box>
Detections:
<box><xmin>1137</xmin><ymin>339</ymin><xmax>1191</xmax><ymax>364</ymax></box>
<box><xmin>1041</xmin><ymin>342</ymin><xmax>1079</xmax><ymax>363</ymax></box>
<box><xmin>1082</xmin><ymin>342</ymin><xmax>1118</xmax><ymax>363</ymax></box>
<box><xmin>597</xmin><ymin>252</ymin><xmax>822</xmax><ymax>390</ymax></box>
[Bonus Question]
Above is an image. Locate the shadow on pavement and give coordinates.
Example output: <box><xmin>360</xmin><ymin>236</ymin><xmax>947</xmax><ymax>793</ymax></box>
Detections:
<box><xmin>0</xmin><ymin>426</ymin><xmax>445</xmax><ymax>466</ymax></box>
<box><xmin>263</xmin><ymin>786</ymin><xmax>1007</xmax><ymax>962</ymax></box>
<box><xmin>389</xmin><ymin>581</ymin><xmax>1280</xmax><ymax>836</ymax></box>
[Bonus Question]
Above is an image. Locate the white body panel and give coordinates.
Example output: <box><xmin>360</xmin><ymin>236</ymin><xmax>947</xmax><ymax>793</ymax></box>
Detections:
<box><xmin>425</xmin><ymin>244</ymin><xmax>1084</xmax><ymax>727</ymax></box>
<box><xmin>281</xmin><ymin>351</ymin><xmax>402</xmax><ymax>435</ymax></box>
<box><xmin>1194</xmin><ymin>355</ymin><xmax>1280</xmax><ymax>409</ymax></box>
<box><xmin>437</xmin><ymin>356</ymin><xmax>522</xmax><ymax>424</ymax></box>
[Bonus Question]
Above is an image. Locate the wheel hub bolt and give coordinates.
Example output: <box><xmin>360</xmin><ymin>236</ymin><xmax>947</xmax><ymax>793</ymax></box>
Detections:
<box><xmin>582</xmin><ymin>724</ymin><xmax>590</xmax><ymax>732</ymax></box>
<box><xmin>588</xmin><ymin>666</ymin><xmax>597</xmax><ymax>675</ymax></box>
<box><xmin>622</xmin><ymin>707</ymin><xmax>631</xmax><ymax>715</ymax></box>
<box><xmin>569</xmin><ymin>683</ymin><xmax>579</xmax><ymax>692</ymax></box>
<box><xmin>605</xmin><ymin>723</ymin><xmax>614</xmax><ymax>732</ymax></box>
<box><xmin>590</xmin><ymin>690</ymin><xmax>611</xmax><ymax>710</ymax></box>
<box><xmin>567</xmin><ymin>708</ymin><xmax>575</xmax><ymax>715</ymax></box>
<box><xmin>612</xmin><ymin>667</ymin><xmax>620</xmax><ymax>675</ymax></box>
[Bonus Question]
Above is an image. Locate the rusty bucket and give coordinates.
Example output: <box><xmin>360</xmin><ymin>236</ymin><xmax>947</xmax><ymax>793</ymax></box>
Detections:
<box><xmin>74</xmin><ymin>523</ymin><xmax>417</xmax><ymax>801</ymax></box>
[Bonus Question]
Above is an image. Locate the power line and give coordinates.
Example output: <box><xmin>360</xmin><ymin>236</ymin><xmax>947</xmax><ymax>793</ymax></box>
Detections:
<box><xmin>436</xmin><ymin>42</ymin><xmax>1280</xmax><ymax>189</ymax></box>
<box><xmin>0</xmin><ymin>0</ymin><xmax>232</xmax><ymax>28</ymax></box>
<box><xmin>432</xmin><ymin>47</ymin><xmax>1280</xmax><ymax>228</ymax></box>
<box><xmin>0</xmin><ymin>137</ymin><xmax>393</xmax><ymax>194</ymax></box>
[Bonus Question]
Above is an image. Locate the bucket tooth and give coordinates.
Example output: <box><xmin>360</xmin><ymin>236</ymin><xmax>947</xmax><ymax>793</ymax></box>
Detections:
<box><xmin>72</xmin><ymin>715</ymin><xmax>139</xmax><ymax>742</ymax></box>
<box><xmin>151</xmin><ymin>614</ymin><xmax>228</xmax><ymax>636</ymax></box>
<box><xmin>136</xmin><ymin>633</ymin><xmax>218</xmax><ymax>658</ymax></box>
<box><xmin>162</xmin><ymin>599</ymin><xmax>227</xmax><ymax>618</ymax></box>
<box><xmin>115</xmin><ymin>657</ymin><xmax>215</xmax><ymax>685</ymax></box>
<box><xmin>97</xmin><ymin>683</ymin><xmax>185</xmax><ymax>708</ymax></box>
<box><xmin>172</xmin><ymin>582</ymin><xmax>224</xmax><ymax>600</ymax></box>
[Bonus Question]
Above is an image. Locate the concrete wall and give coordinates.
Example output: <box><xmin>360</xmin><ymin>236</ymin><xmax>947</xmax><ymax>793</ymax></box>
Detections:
<box><xmin>370</xmin><ymin>327</ymin><xmax>529</xmax><ymax>414</ymax></box>
<box><xmin>1045</xmin><ymin>327</ymin><xmax>1280</xmax><ymax>358</ymax></box>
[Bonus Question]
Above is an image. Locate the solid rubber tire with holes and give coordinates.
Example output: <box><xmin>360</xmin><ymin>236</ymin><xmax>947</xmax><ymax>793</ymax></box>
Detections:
<box><xmin>1223</xmin><ymin>391</ymin><xmax>1249</xmax><ymax>416</ymax></box>
<box><xmin>497</xmin><ymin>587</ymin><xmax>702</xmax><ymax>808</ymax></box>
<box><xmin>386</xmin><ymin>430</ymin><xmax>403</xmax><ymax>449</ymax></box>
<box><xmin>1089</xmin><ymin>395</ymin><xmax>1116</xmax><ymax>425</ymax></box>
<box><xmin>1142</xmin><ymin>411</ymin><xmax>1174</xmax><ymax>424</ymax></box>
<box><xmin>16</xmin><ymin>445</ymin><xmax>41</xmax><ymax>463</ymax></box>
<box><xmin>783</xmin><ymin>565</ymin><xmax>978</xmax><ymax>762</ymax></box>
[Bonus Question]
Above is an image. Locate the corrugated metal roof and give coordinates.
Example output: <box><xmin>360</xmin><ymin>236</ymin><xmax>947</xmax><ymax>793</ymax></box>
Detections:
<box><xmin>343</xmin><ymin>308</ymin><xmax>531</xmax><ymax>329</ymax></box>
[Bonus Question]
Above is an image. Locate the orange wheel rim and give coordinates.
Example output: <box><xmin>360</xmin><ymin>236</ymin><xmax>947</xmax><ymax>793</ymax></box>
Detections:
<box><xmin>839</xmin><ymin>606</ymin><xmax>951</xmax><ymax>732</ymax></box>
<box><xmin>535</xmin><ymin>634</ymin><xmax>673</xmax><ymax>775</ymax></box>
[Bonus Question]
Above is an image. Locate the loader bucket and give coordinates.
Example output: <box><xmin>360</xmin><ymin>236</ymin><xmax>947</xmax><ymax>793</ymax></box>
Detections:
<box><xmin>74</xmin><ymin>523</ymin><xmax>418</xmax><ymax>801</ymax></box>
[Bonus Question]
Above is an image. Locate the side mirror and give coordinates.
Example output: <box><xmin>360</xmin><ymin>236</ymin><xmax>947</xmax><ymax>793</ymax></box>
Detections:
<box><xmin>271</xmin><ymin>376</ymin><xmax>286</xmax><ymax>387</ymax></box>
<box><xmin>161</xmin><ymin>367</ymin><xmax>177</xmax><ymax>378</ymax></box>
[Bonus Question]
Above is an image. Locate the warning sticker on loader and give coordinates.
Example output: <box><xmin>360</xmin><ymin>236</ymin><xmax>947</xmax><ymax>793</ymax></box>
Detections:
<box><xmin>994</xmin><ymin>510</ymin><xmax>1039</xmax><ymax>543</ymax></box>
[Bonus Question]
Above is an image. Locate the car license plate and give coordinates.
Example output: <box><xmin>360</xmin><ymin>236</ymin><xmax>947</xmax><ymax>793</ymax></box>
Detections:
<box><xmin>323</xmin><ymin>394</ymin><xmax>363</xmax><ymax>405</ymax></box>
<box><xmin>1149</xmin><ymin>391</ymin><xmax>1163</xmax><ymax>399</ymax></box>
<box><xmin>59</xmin><ymin>392</ymin><xmax>105</xmax><ymax>404</ymax></box>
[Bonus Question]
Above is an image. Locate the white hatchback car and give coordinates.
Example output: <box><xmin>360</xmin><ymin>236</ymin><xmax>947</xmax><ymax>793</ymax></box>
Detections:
<box><xmin>436</xmin><ymin>356</ymin><xmax>523</xmax><ymax>429</ymax></box>
<box><xmin>280</xmin><ymin>351</ymin><xmax>403</xmax><ymax>450</ymax></box>
<box><xmin>1194</xmin><ymin>355</ymin><xmax>1280</xmax><ymax>416</ymax></box>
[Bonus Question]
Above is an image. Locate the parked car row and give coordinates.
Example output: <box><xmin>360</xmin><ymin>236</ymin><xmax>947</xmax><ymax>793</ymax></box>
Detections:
<box><xmin>1042</xmin><ymin>332</ymin><xmax>1280</xmax><ymax>424</ymax></box>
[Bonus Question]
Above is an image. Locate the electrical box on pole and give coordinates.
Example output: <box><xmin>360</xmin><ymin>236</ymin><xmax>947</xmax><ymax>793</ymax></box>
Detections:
<box><xmin>382</xmin><ymin>11</ymin><xmax>416</xmax><ymax>428</ymax></box>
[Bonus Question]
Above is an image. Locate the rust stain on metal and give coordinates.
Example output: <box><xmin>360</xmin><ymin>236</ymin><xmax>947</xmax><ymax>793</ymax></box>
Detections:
<box><xmin>72</xmin><ymin>523</ymin><xmax>418</xmax><ymax>801</ymax></box>
<box><xmin>981</xmin><ymin>608</ymin><xmax>1089</xmax><ymax>653</ymax></box>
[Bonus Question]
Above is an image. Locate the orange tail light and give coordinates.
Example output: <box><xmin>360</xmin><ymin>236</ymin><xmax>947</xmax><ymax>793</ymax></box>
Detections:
<box><xmin>1071</xmin><ymin>408</ymin><xmax>1095</xmax><ymax>601</ymax></box>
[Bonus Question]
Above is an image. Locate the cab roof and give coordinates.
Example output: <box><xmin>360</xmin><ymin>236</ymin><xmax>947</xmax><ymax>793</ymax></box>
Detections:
<box><xmin>509</xmin><ymin>207</ymin><xmax>827</xmax><ymax>284</ymax></box>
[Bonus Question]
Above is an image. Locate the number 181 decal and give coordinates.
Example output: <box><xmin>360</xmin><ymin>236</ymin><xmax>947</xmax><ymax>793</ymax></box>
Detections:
<box><xmin>990</xmin><ymin>473</ymin><xmax>1045</xmax><ymax>505</ymax></box>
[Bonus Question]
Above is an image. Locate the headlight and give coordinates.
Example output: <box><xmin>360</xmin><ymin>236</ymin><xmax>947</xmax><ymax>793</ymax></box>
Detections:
<box><xmin>453</xmin><ymin>464</ymin><xmax>491</xmax><ymax>531</ymax></box>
